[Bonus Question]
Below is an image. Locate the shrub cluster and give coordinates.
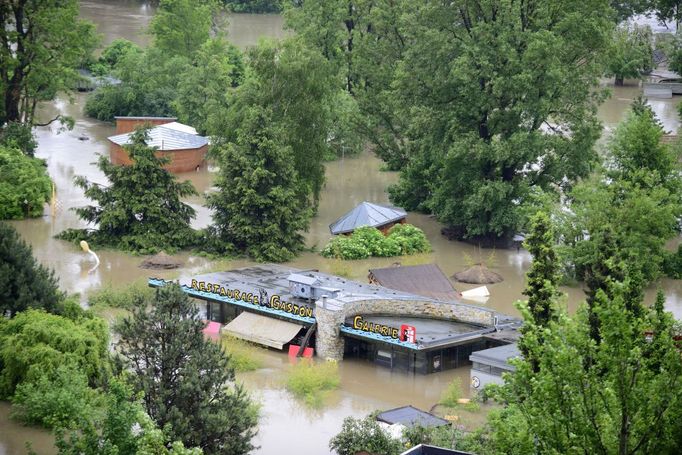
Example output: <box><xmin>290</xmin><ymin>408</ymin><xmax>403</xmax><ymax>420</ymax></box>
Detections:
<box><xmin>321</xmin><ymin>224</ymin><xmax>431</xmax><ymax>260</ymax></box>
<box><xmin>285</xmin><ymin>360</ymin><xmax>340</xmax><ymax>407</ymax></box>
<box><xmin>0</xmin><ymin>146</ymin><xmax>51</xmax><ymax>219</ymax></box>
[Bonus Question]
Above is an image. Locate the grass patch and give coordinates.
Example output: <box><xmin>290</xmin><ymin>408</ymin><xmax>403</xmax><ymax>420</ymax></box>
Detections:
<box><xmin>87</xmin><ymin>280</ymin><xmax>153</xmax><ymax>310</ymax></box>
<box><xmin>221</xmin><ymin>335</ymin><xmax>263</xmax><ymax>372</ymax></box>
<box><xmin>286</xmin><ymin>360</ymin><xmax>340</xmax><ymax>407</ymax></box>
<box><xmin>440</xmin><ymin>378</ymin><xmax>480</xmax><ymax>412</ymax></box>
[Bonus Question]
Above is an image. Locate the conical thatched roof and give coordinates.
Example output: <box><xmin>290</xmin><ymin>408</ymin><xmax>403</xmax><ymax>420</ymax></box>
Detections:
<box><xmin>140</xmin><ymin>252</ymin><xmax>182</xmax><ymax>269</ymax></box>
<box><xmin>452</xmin><ymin>264</ymin><xmax>503</xmax><ymax>284</ymax></box>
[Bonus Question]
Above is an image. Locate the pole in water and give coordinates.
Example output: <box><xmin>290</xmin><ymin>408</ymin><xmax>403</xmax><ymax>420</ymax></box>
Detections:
<box><xmin>80</xmin><ymin>240</ymin><xmax>100</xmax><ymax>274</ymax></box>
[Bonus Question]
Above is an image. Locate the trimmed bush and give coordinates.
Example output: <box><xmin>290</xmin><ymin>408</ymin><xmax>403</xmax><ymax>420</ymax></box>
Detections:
<box><xmin>321</xmin><ymin>224</ymin><xmax>431</xmax><ymax>260</ymax></box>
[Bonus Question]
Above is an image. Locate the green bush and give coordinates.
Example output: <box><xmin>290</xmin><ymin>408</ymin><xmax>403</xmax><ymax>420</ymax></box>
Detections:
<box><xmin>285</xmin><ymin>360</ymin><xmax>340</xmax><ymax>407</ymax></box>
<box><xmin>321</xmin><ymin>224</ymin><xmax>431</xmax><ymax>260</ymax></box>
<box><xmin>88</xmin><ymin>281</ymin><xmax>154</xmax><ymax>310</ymax></box>
<box><xmin>0</xmin><ymin>122</ymin><xmax>37</xmax><ymax>156</ymax></box>
<box><xmin>11</xmin><ymin>364</ymin><xmax>97</xmax><ymax>429</ymax></box>
<box><xmin>221</xmin><ymin>336</ymin><xmax>263</xmax><ymax>372</ymax></box>
<box><xmin>0</xmin><ymin>145</ymin><xmax>51</xmax><ymax>219</ymax></box>
<box><xmin>329</xmin><ymin>414</ymin><xmax>403</xmax><ymax>455</ymax></box>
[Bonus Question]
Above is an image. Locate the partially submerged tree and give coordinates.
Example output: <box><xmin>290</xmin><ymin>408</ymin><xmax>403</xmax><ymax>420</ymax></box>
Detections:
<box><xmin>0</xmin><ymin>222</ymin><xmax>63</xmax><ymax>317</ymax></box>
<box><xmin>0</xmin><ymin>0</ymin><xmax>97</xmax><ymax>126</ymax></box>
<box><xmin>606</xmin><ymin>24</ymin><xmax>654</xmax><ymax>86</ymax></box>
<box><xmin>115</xmin><ymin>284</ymin><xmax>258</xmax><ymax>454</ymax></box>
<box><xmin>59</xmin><ymin>128</ymin><xmax>198</xmax><ymax>254</ymax></box>
<box><xmin>207</xmin><ymin>106</ymin><xmax>312</xmax><ymax>262</ymax></box>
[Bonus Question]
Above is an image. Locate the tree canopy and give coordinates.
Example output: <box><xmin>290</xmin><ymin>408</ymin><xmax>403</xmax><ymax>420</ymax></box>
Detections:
<box><xmin>59</xmin><ymin>128</ymin><xmax>198</xmax><ymax>254</ymax></box>
<box><xmin>0</xmin><ymin>0</ymin><xmax>97</xmax><ymax>126</ymax></box>
<box><xmin>115</xmin><ymin>284</ymin><xmax>258</xmax><ymax>454</ymax></box>
<box><xmin>605</xmin><ymin>24</ymin><xmax>654</xmax><ymax>86</ymax></box>
<box><xmin>0</xmin><ymin>145</ymin><xmax>51</xmax><ymax>219</ymax></box>
<box><xmin>0</xmin><ymin>222</ymin><xmax>64</xmax><ymax>317</ymax></box>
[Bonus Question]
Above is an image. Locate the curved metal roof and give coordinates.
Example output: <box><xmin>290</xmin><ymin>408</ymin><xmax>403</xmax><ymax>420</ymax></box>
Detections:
<box><xmin>329</xmin><ymin>201</ymin><xmax>406</xmax><ymax>235</ymax></box>
<box><xmin>107</xmin><ymin>123</ymin><xmax>207</xmax><ymax>151</ymax></box>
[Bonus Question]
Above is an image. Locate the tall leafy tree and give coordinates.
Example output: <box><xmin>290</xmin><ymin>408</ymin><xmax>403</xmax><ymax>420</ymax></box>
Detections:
<box><xmin>0</xmin><ymin>0</ymin><xmax>97</xmax><ymax>126</ymax></box>
<box><xmin>606</xmin><ymin>24</ymin><xmax>654</xmax><ymax>86</ymax></box>
<box><xmin>207</xmin><ymin>106</ymin><xmax>312</xmax><ymax>262</ymax></box>
<box><xmin>490</xmin><ymin>285</ymin><xmax>682</xmax><ymax>455</ymax></box>
<box><xmin>115</xmin><ymin>284</ymin><xmax>258</xmax><ymax>454</ymax></box>
<box><xmin>383</xmin><ymin>0</ymin><xmax>612</xmax><ymax>241</ymax></box>
<box><xmin>0</xmin><ymin>222</ymin><xmax>63</xmax><ymax>317</ymax></box>
<box><xmin>59</xmin><ymin>128</ymin><xmax>197</xmax><ymax>254</ymax></box>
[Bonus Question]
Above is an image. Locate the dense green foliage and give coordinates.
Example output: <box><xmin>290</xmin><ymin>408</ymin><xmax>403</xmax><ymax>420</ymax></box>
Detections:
<box><xmin>225</xmin><ymin>0</ymin><xmax>281</xmax><ymax>13</ymax></box>
<box><xmin>488</xmin><ymin>287</ymin><xmax>682</xmax><ymax>454</ymax></box>
<box><xmin>288</xmin><ymin>0</ymin><xmax>613</xmax><ymax>241</ymax></box>
<box><xmin>0</xmin><ymin>122</ymin><xmax>37</xmax><ymax>156</ymax></box>
<box><xmin>0</xmin><ymin>222</ymin><xmax>64</xmax><ymax>317</ymax></box>
<box><xmin>115</xmin><ymin>284</ymin><xmax>258</xmax><ymax>454</ymax></box>
<box><xmin>0</xmin><ymin>0</ymin><xmax>97</xmax><ymax>126</ymax></box>
<box><xmin>11</xmin><ymin>364</ymin><xmax>97</xmax><ymax>429</ymax></box>
<box><xmin>606</xmin><ymin>24</ymin><xmax>654</xmax><ymax>85</ymax></box>
<box><xmin>150</xmin><ymin>0</ymin><xmax>222</xmax><ymax>59</ymax></box>
<box><xmin>87</xmin><ymin>280</ymin><xmax>154</xmax><ymax>310</ymax></box>
<box><xmin>559</xmin><ymin>103</ymin><xmax>682</xmax><ymax>287</ymax></box>
<box><xmin>207</xmin><ymin>106</ymin><xmax>312</xmax><ymax>262</ymax></box>
<box><xmin>285</xmin><ymin>361</ymin><xmax>340</xmax><ymax>407</ymax></box>
<box><xmin>59</xmin><ymin>128</ymin><xmax>198</xmax><ymax>254</ymax></box>
<box><xmin>220</xmin><ymin>336</ymin><xmax>263</xmax><ymax>372</ymax></box>
<box><xmin>329</xmin><ymin>414</ymin><xmax>404</xmax><ymax>455</ymax></box>
<box><xmin>56</xmin><ymin>378</ymin><xmax>202</xmax><ymax>455</ymax></box>
<box><xmin>0</xmin><ymin>146</ymin><xmax>51</xmax><ymax>219</ymax></box>
<box><xmin>321</xmin><ymin>224</ymin><xmax>431</xmax><ymax>260</ymax></box>
<box><xmin>0</xmin><ymin>309</ymin><xmax>109</xmax><ymax>399</ymax></box>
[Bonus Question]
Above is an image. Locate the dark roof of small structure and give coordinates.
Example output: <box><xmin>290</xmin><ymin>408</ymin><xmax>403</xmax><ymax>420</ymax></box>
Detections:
<box><xmin>369</xmin><ymin>264</ymin><xmax>460</xmax><ymax>301</ymax></box>
<box><xmin>376</xmin><ymin>405</ymin><xmax>450</xmax><ymax>428</ymax></box>
<box><xmin>140</xmin><ymin>252</ymin><xmax>182</xmax><ymax>269</ymax></box>
<box><xmin>400</xmin><ymin>444</ymin><xmax>475</xmax><ymax>455</ymax></box>
<box><xmin>329</xmin><ymin>201</ymin><xmax>406</xmax><ymax>235</ymax></box>
<box><xmin>108</xmin><ymin>123</ymin><xmax>207</xmax><ymax>150</ymax></box>
<box><xmin>452</xmin><ymin>264</ymin><xmax>503</xmax><ymax>284</ymax></box>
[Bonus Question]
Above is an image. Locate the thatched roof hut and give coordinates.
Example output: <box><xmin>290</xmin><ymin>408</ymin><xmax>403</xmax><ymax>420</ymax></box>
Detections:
<box><xmin>140</xmin><ymin>251</ymin><xmax>182</xmax><ymax>269</ymax></box>
<box><xmin>452</xmin><ymin>264</ymin><xmax>503</xmax><ymax>284</ymax></box>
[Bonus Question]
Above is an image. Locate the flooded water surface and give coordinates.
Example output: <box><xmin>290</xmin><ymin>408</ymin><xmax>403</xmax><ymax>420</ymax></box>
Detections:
<box><xmin>2</xmin><ymin>2</ymin><xmax>682</xmax><ymax>454</ymax></box>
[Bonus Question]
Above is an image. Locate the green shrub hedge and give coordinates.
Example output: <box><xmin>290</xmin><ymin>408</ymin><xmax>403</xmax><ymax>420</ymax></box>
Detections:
<box><xmin>321</xmin><ymin>224</ymin><xmax>431</xmax><ymax>260</ymax></box>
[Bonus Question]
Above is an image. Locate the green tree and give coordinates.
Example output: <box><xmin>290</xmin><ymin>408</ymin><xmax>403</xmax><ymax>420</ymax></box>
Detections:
<box><xmin>0</xmin><ymin>145</ymin><xmax>51</xmax><ymax>219</ymax></box>
<box><xmin>491</xmin><ymin>286</ymin><xmax>682</xmax><ymax>455</ymax></box>
<box><xmin>0</xmin><ymin>309</ymin><xmax>109</xmax><ymax>398</ymax></box>
<box><xmin>329</xmin><ymin>414</ymin><xmax>403</xmax><ymax>455</ymax></box>
<box><xmin>606</xmin><ymin>24</ymin><xmax>654</xmax><ymax>86</ymax></box>
<box><xmin>56</xmin><ymin>378</ymin><xmax>202</xmax><ymax>455</ymax></box>
<box><xmin>207</xmin><ymin>106</ymin><xmax>312</xmax><ymax>262</ymax></box>
<box><xmin>225</xmin><ymin>0</ymin><xmax>282</xmax><ymax>13</ymax></box>
<box><xmin>59</xmin><ymin>128</ymin><xmax>198</xmax><ymax>254</ymax></box>
<box><xmin>0</xmin><ymin>222</ymin><xmax>63</xmax><ymax>317</ymax></box>
<box><xmin>115</xmin><ymin>284</ymin><xmax>258</xmax><ymax>454</ymax></box>
<box><xmin>216</xmin><ymin>38</ymin><xmax>337</xmax><ymax>205</ymax></box>
<box><xmin>149</xmin><ymin>0</ymin><xmax>221</xmax><ymax>59</ymax></box>
<box><xmin>383</xmin><ymin>0</ymin><xmax>612</xmax><ymax>241</ymax></box>
<box><xmin>653</xmin><ymin>0</ymin><xmax>682</xmax><ymax>29</ymax></box>
<box><xmin>0</xmin><ymin>122</ymin><xmax>37</xmax><ymax>156</ymax></box>
<box><xmin>0</xmin><ymin>0</ymin><xmax>98</xmax><ymax>126</ymax></box>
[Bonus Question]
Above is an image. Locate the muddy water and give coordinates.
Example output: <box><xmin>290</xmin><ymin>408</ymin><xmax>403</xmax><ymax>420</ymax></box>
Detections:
<box><xmin>3</xmin><ymin>3</ymin><xmax>682</xmax><ymax>455</ymax></box>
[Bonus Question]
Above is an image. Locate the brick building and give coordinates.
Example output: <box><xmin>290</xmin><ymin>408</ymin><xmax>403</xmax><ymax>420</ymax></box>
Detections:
<box><xmin>108</xmin><ymin>116</ymin><xmax>208</xmax><ymax>173</ymax></box>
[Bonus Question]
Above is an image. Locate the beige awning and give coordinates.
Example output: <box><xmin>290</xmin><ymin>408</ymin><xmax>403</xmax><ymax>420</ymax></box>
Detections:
<box><xmin>222</xmin><ymin>311</ymin><xmax>303</xmax><ymax>350</ymax></box>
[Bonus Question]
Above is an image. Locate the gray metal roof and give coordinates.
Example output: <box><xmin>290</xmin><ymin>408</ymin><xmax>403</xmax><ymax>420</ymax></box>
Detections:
<box><xmin>369</xmin><ymin>264</ymin><xmax>460</xmax><ymax>302</ymax></box>
<box><xmin>469</xmin><ymin>343</ymin><xmax>521</xmax><ymax>371</ymax></box>
<box><xmin>107</xmin><ymin>123</ymin><xmax>207</xmax><ymax>151</ymax></box>
<box><xmin>287</xmin><ymin>273</ymin><xmax>320</xmax><ymax>286</ymax></box>
<box><xmin>376</xmin><ymin>405</ymin><xmax>450</xmax><ymax>428</ymax></box>
<box><xmin>329</xmin><ymin>201</ymin><xmax>407</xmax><ymax>235</ymax></box>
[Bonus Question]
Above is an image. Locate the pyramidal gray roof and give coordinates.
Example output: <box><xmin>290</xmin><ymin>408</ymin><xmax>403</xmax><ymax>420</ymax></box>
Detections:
<box><xmin>329</xmin><ymin>201</ymin><xmax>407</xmax><ymax>235</ymax></box>
<box><xmin>107</xmin><ymin>123</ymin><xmax>207</xmax><ymax>151</ymax></box>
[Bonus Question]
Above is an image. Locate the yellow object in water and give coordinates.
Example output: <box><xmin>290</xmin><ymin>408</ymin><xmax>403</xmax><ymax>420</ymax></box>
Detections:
<box><xmin>80</xmin><ymin>240</ymin><xmax>90</xmax><ymax>253</ymax></box>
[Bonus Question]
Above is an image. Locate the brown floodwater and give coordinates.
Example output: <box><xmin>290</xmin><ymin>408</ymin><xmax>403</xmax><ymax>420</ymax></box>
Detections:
<box><xmin>2</xmin><ymin>3</ymin><xmax>682</xmax><ymax>454</ymax></box>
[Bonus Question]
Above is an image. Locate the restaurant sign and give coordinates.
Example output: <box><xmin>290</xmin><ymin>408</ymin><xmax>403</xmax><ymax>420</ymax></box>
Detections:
<box><xmin>190</xmin><ymin>279</ymin><xmax>314</xmax><ymax>318</ymax></box>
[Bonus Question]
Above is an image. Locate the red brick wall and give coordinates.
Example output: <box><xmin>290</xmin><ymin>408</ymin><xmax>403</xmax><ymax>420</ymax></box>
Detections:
<box><xmin>114</xmin><ymin>117</ymin><xmax>176</xmax><ymax>134</ymax></box>
<box><xmin>109</xmin><ymin>142</ymin><xmax>208</xmax><ymax>173</ymax></box>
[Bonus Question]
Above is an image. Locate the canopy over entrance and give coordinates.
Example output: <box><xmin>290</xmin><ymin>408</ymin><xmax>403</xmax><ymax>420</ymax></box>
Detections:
<box><xmin>222</xmin><ymin>311</ymin><xmax>303</xmax><ymax>350</ymax></box>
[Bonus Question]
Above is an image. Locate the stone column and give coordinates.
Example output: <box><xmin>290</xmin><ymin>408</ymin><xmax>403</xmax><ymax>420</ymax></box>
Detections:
<box><xmin>314</xmin><ymin>298</ymin><xmax>345</xmax><ymax>361</ymax></box>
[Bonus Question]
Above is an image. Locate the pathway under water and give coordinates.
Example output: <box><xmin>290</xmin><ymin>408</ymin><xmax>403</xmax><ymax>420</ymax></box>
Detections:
<box><xmin>2</xmin><ymin>3</ymin><xmax>682</xmax><ymax>454</ymax></box>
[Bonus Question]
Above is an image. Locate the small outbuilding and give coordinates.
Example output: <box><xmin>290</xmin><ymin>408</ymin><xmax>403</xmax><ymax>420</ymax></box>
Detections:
<box><xmin>376</xmin><ymin>405</ymin><xmax>450</xmax><ymax>429</ymax></box>
<box><xmin>329</xmin><ymin>201</ymin><xmax>407</xmax><ymax>235</ymax></box>
<box><xmin>469</xmin><ymin>343</ymin><xmax>520</xmax><ymax>391</ymax></box>
<box><xmin>452</xmin><ymin>264</ymin><xmax>503</xmax><ymax>285</ymax></box>
<box><xmin>108</xmin><ymin>116</ymin><xmax>208</xmax><ymax>173</ymax></box>
<box><xmin>368</xmin><ymin>264</ymin><xmax>460</xmax><ymax>302</ymax></box>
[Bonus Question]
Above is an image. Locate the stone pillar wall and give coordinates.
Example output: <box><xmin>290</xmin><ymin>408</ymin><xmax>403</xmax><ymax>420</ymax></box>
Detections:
<box><xmin>314</xmin><ymin>300</ymin><xmax>346</xmax><ymax>361</ymax></box>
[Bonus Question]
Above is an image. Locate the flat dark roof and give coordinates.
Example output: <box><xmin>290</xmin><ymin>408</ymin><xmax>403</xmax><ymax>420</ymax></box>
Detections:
<box><xmin>377</xmin><ymin>406</ymin><xmax>449</xmax><ymax>428</ymax></box>
<box><xmin>469</xmin><ymin>343</ymin><xmax>521</xmax><ymax>371</ymax></box>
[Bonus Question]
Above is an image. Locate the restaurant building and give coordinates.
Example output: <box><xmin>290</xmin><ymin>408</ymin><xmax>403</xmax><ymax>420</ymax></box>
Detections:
<box><xmin>149</xmin><ymin>265</ymin><xmax>519</xmax><ymax>374</ymax></box>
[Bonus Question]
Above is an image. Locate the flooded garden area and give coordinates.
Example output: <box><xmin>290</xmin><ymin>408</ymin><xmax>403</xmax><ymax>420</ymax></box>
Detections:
<box><xmin>2</xmin><ymin>2</ymin><xmax>682</xmax><ymax>455</ymax></box>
